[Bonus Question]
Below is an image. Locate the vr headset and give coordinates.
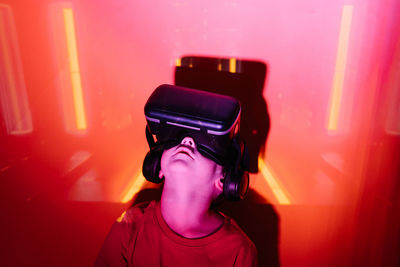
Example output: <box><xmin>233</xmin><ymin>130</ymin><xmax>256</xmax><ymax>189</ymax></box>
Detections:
<box><xmin>142</xmin><ymin>84</ymin><xmax>249</xmax><ymax>200</ymax></box>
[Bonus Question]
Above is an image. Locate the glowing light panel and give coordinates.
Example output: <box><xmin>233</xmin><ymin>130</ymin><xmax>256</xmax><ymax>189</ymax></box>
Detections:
<box><xmin>258</xmin><ymin>157</ymin><xmax>291</xmax><ymax>205</ymax></box>
<box><xmin>327</xmin><ymin>5</ymin><xmax>353</xmax><ymax>131</ymax></box>
<box><xmin>229</xmin><ymin>58</ymin><xmax>236</xmax><ymax>73</ymax></box>
<box><xmin>63</xmin><ymin>8</ymin><xmax>87</xmax><ymax>131</ymax></box>
<box><xmin>0</xmin><ymin>5</ymin><xmax>32</xmax><ymax>134</ymax></box>
<box><xmin>121</xmin><ymin>173</ymin><xmax>146</xmax><ymax>203</ymax></box>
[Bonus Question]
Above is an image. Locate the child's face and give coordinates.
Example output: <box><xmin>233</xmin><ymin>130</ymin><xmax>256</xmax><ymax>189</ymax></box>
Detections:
<box><xmin>159</xmin><ymin>136</ymin><xmax>224</xmax><ymax>192</ymax></box>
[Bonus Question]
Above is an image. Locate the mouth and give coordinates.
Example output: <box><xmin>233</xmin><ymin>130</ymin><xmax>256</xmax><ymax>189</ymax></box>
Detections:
<box><xmin>175</xmin><ymin>145</ymin><xmax>195</xmax><ymax>159</ymax></box>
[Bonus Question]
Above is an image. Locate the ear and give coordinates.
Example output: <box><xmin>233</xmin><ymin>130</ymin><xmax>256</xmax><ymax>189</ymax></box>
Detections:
<box><xmin>215</xmin><ymin>178</ymin><xmax>224</xmax><ymax>193</ymax></box>
<box><xmin>159</xmin><ymin>169</ymin><xmax>164</xmax><ymax>179</ymax></box>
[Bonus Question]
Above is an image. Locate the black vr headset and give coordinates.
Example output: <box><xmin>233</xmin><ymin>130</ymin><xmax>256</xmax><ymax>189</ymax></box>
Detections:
<box><xmin>142</xmin><ymin>84</ymin><xmax>250</xmax><ymax>200</ymax></box>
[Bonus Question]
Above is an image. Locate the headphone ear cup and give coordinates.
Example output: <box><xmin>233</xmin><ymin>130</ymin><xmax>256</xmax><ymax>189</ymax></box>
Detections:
<box><xmin>223</xmin><ymin>170</ymin><xmax>238</xmax><ymax>200</ymax></box>
<box><xmin>222</xmin><ymin>136</ymin><xmax>250</xmax><ymax>201</ymax></box>
<box><xmin>223</xmin><ymin>167</ymin><xmax>249</xmax><ymax>201</ymax></box>
<box><xmin>142</xmin><ymin>149</ymin><xmax>163</xmax><ymax>184</ymax></box>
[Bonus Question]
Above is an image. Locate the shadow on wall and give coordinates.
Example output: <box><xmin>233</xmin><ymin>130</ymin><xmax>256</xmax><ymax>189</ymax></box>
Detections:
<box><xmin>175</xmin><ymin>55</ymin><xmax>270</xmax><ymax>173</ymax></box>
<box><xmin>173</xmin><ymin>56</ymin><xmax>278</xmax><ymax>266</ymax></box>
<box><xmin>217</xmin><ymin>189</ymin><xmax>280</xmax><ymax>267</ymax></box>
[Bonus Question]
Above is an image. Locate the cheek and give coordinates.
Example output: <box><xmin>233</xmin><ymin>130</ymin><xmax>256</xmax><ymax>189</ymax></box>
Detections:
<box><xmin>159</xmin><ymin>149</ymin><xmax>172</xmax><ymax>174</ymax></box>
<box><xmin>197</xmin><ymin>157</ymin><xmax>223</xmax><ymax>178</ymax></box>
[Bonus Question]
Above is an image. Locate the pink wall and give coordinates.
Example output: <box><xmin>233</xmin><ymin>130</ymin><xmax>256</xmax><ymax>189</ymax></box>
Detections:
<box><xmin>1</xmin><ymin>0</ymin><xmax>399</xmax><ymax>266</ymax></box>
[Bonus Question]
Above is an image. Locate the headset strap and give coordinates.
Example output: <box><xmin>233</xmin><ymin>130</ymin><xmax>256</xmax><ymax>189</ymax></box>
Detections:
<box><xmin>145</xmin><ymin>126</ymin><xmax>156</xmax><ymax>149</ymax></box>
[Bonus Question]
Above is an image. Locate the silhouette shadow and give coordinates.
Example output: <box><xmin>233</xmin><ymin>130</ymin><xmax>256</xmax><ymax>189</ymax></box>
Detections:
<box><xmin>173</xmin><ymin>56</ymin><xmax>278</xmax><ymax>266</ymax></box>
<box><xmin>217</xmin><ymin>189</ymin><xmax>280</xmax><ymax>267</ymax></box>
<box><xmin>175</xmin><ymin>55</ymin><xmax>270</xmax><ymax>173</ymax></box>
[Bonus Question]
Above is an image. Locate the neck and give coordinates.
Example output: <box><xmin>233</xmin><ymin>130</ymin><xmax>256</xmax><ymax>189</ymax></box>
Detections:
<box><xmin>160</xmin><ymin>182</ymin><xmax>223</xmax><ymax>238</ymax></box>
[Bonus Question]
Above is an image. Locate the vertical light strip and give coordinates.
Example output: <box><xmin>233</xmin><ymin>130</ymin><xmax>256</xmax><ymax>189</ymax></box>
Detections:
<box><xmin>327</xmin><ymin>5</ymin><xmax>353</xmax><ymax>131</ymax></box>
<box><xmin>258</xmin><ymin>157</ymin><xmax>291</xmax><ymax>205</ymax></box>
<box><xmin>229</xmin><ymin>58</ymin><xmax>236</xmax><ymax>73</ymax></box>
<box><xmin>0</xmin><ymin>14</ymin><xmax>21</xmax><ymax>131</ymax></box>
<box><xmin>384</xmin><ymin>37</ymin><xmax>400</xmax><ymax>134</ymax></box>
<box><xmin>121</xmin><ymin>173</ymin><xmax>147</xmax><ymax>203</ymax></box>
<box><xmin>0</xmin><ymin>5</ymin><xmax>32</xmax><ymax>134</ymax></box>
<box><xmin>63</xmin><ymin>8</ymin><xmax>87</xmax><ymax>130</ymax></box>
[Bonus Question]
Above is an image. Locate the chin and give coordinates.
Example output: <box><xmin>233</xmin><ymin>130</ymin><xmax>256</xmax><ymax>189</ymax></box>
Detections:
<box><xmin>166</xmin><ymin>165</ymin><xmax>193</xmax><ymax>177</ymax></box>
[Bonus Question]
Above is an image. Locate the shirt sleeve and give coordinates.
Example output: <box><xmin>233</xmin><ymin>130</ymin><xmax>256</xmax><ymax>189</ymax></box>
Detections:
<box><xmin>234</xmin><ymin>242</ymin><xmax>258</xmax><ymax>267</ymax></box>
<box><xmin>94</xmin><ymin>221</ymin><xmax>129</xmax><ymax>267</ymax></box>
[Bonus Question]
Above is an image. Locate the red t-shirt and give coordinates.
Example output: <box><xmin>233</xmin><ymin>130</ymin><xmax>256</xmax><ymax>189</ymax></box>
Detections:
<box><xmin>95</xmin><ymin>201</ymin><xmax>257</xmax><ymax>266</ymax></box>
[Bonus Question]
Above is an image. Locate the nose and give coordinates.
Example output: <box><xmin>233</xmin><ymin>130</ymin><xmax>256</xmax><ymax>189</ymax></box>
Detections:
<box><xmin>181</xmin><ymin>136</ymin><xmax>196</xmax><ymax>148</ymax></box>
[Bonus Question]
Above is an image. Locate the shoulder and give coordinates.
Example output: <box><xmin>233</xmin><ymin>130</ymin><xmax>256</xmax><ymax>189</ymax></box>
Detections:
<box><xmin>119</xmin><ymin>200</ymin><xmax>156</xmax><ymax>224</ymax></box>
<box><xmin>106</xmin><ymin>201</ymin><xmax>156</xmax><ymax>244</ymax></box>
<box><xmin>94</xmin><ymin>201</ymin><xmax>157</xmax><ymax>265</ymax></box>
<box><xmin>224</xmin><ymin>216</ymin><xmax>256</xmax><ymax>248</ymax></box>
<box><xmin>222</xmin><ymin>216</ymin><xmax>258</xmax><ymax>266</ymax></box>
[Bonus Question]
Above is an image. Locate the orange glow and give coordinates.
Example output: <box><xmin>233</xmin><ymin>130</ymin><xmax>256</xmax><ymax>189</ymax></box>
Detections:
<box><xmin>217</xmin><ymin>59</ymin><xmax>222</xmax><ymax>71</ymax></box>
<box><xmin>120</xmin><ymin>173</ymin><xmax>147</xmax><ymax>203</ymax></box>
<box><xmin>327</xmin><ymin>5</ymin><xmax>353</xmax><ymax>131</ymax></box>
<box><xmin>258</xmin><ymin>157</ymin><xmax>291</xmax><ymax>205</ymax></box>
<box><xmin>0</xmin><ymin>5</ymin><xmax>32</xmax><ymax>134</ymax></box>
<box><xmin>116</xmin><ymin>211</ymin><xmax>127</xmax><ymax>222</ymax></box>
<box><xmin>63</xmin><ymin>8</ymin><xmax>87</xmax><ymax>130</ymax></box>
<box><xmin>175</xmin><ymin>58</ymin><xmax>181</xmax><ymax>67</ymax></box>
<box><xmin>229</xmin><ymin>58</ymin><xmax>236</xmax><ymax>73</ymax></box>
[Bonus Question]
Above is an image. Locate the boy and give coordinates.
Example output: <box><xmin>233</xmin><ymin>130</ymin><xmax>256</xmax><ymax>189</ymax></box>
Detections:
<box><xmin>95</xmin><ymin>85</ymin><xmax>257</xmax><ymax>266</ymax></box>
